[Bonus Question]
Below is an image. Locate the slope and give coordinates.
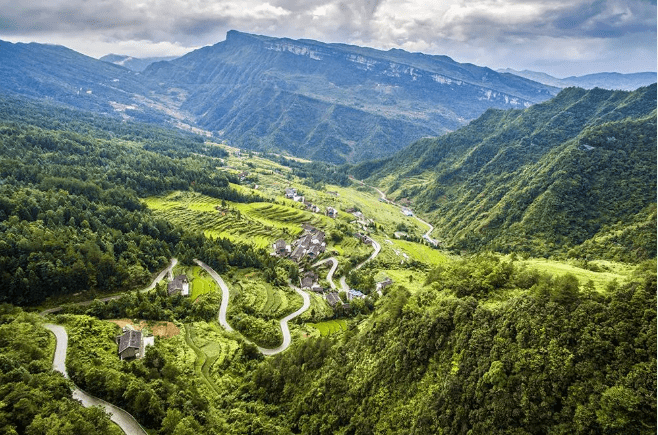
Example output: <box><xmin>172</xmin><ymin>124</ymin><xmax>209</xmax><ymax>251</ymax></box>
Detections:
<box><xmin>144</xmin><ymin>30</ymin><xmax>558</xmax><ymax>163</ymax></box>
<box><xmin>355</xmin><ymin>85</ymin><xmax>657</xmax><ymax>260</ymax></box>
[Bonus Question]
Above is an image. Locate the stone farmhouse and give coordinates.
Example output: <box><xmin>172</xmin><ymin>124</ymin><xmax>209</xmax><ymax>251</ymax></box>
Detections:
<box><xmin>116</xmin><ymin>327</ymin><xmax>154</xmax><ymax>360</ymax></box>
<box><xmin>167</xmin><ymin>275</ymin><xmax>189</xmax><ymax>296</ymax></box>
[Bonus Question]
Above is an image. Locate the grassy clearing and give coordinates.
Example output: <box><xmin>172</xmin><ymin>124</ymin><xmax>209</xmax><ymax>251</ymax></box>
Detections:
<box><xmin>105</xmin><ymin>319</ymin><xmax>180</xmax><ymax>338</ymax></box>
<box><xmin>387</xmin><ymin>238</ymin><xmax>450</xmax><ymax>266</ymax></box>
<box><xmin>518</xmin><ymin>258</ymin><xmax>634</xmax><ymax>292</ymax></box>
<box><xmin>308</xmin><ymin>319</ymin><xmax>347</xmax><ymax>336</ymax></box>
<box><xmin>377</xmin><ymin>268</ymin><xmax>431</xmax><ymax>294</ymax></box>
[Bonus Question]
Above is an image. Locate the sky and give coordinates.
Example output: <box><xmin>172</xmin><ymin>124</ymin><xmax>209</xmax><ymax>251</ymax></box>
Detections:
<box><xmin>0</xmin><ymin>0</ymin><xmax>655</xmax><ymax>77</ymax></box>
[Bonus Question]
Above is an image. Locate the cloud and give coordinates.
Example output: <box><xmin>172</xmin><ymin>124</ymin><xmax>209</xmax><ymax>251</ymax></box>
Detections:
<box><xmin>0</xmin><ymin>0</ymin><xmax>654</xmax><ymax>75</ymax></box>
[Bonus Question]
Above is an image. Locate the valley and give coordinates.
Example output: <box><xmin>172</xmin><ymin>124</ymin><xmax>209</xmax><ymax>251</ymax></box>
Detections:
<box><xmin>0</xmin><ymin>44</ymin><xmax>654</xmax><ymax>434</ymax></box>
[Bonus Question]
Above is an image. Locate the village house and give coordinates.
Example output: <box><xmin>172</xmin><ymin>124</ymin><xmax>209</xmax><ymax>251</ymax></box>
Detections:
<box><xmin>325</xmin><ymin>292</ymin><xmax>341</xmax><ymax>307</ymax></box>
<box><xmin>167</xmin><ymin>275</ymin><xmax>189</xmax><ymax>296</ymax></box>
<box><xmin>285</xmin><ymin>187</ymin><xmax>297</xmax><ymax>199</ymax></box>
<box><xmin>290</xmin><ymin>225</ymin><xmax>326</xmax><ymax>263</ymax></box>
<box><xmin>116</xmin><ymin>327</ymin><xmax>154</xmax><ymax>360</ymax></box>
<box><xmin>273</xmin><ymin>239</ymin><xmax>290</xmax><ymax>257</ymax></box>
<box><xmin>347</xmin><ymin>289</ymin><xmax>366</xmax><ymax>301</ymax></box>
<box><xmin>376</xmin><ymin>278</ymin><xmax>394</xmax><ymax>293</ymax></box>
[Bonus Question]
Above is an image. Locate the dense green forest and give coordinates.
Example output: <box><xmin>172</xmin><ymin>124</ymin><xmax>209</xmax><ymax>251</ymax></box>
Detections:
<box><xmin>8</xmin><ymin>256</ymin><xmax>653</xmax><ymax>434</ymax></box>
<box><xmin>243</xmin><ymin>256</ymin><xmax>657</xmax><ymax>434</ymax></box>
<box><xmin>0</xmin><ymin>96</ymin><xmax>276</xmax><ymax>305</ymax></box>
<box><xmin>353</xmin><ymin>85</ymin><xmax>657</xmax><ymax>261</ymax></box>
<box><xmin>0</xmin><ymin>305</ymin><xmax>122</xmax><ymax>434</ymax></box>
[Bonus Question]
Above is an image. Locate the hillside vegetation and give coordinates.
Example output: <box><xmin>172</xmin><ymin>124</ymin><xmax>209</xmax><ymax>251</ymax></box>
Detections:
<box><xmin>245</xmin><ymin>255</ymin><xmax>657</xmax><ymax>435</ymax></box>
<box><xmin>354</xmin><ymin>85</ymin><xmax>657</xmax><ymax>261</ymax></box>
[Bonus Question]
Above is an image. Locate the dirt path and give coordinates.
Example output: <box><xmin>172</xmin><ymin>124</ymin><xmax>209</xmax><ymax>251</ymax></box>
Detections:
<box><xmin>43</xmin><ymin>323</ymin><xmax>147</xmax><ymax>435</ymax></box>
<box><xmin>194</xmin><ymin>259</ymin><xmax>311</xmax><ymax>355</ymax></box>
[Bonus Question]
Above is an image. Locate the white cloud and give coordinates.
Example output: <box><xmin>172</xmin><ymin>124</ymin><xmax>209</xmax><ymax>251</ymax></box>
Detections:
<box><xmin>0</xmin><ymin>0</ymin><xmax>654</xmax><ymax>75</ymax></box>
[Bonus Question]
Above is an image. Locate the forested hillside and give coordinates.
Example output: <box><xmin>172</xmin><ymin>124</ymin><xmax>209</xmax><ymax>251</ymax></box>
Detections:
<box><xmin>354</xmin><ymin>85</ymin><xmax>657</xmax><ymax>261</ymax></box>
<box><xmin>243</xmin><ymin>255</ymin><xmax>657</xmax><ymax>434</ymax></box>
<box><xmin>0</xmin><ymin>96</ymin><xmax>277</xmax><ymax>305</ymax></box>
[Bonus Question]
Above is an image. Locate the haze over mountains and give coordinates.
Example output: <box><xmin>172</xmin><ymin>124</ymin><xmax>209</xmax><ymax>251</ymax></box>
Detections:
<box><xmin>100</xmin><ymin>54</ymin><xmax>180</xmax><ymax>72</ymax></box>
<box><xmin>498</xmin><ymin>69</ymin><xmax>657</xmax><ymax>91</ymax></box>
<box><xmin>1</xmin><ymin>30</ymin><xmax>559</xmax><ymax>163</ymax></box>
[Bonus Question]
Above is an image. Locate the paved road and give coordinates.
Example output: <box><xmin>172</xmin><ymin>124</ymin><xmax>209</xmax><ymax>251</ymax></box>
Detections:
<box><xmin>194</xmin><ymin>259</ymin><xmax>311</xmax><ymax>355</ymax></box>
<box><xmin>356</xmin><ymin>238</ymin><xmax>381</xmax><ymax>270</ymax></box>
<box><xmin>194</xmin><ymin>259</ymin><xmax>234</xmax><ymax>332</ymax></box>
<box><xmin>258</xmin><ymin>285</ymin><xmax>310</xmax><ymax>356</ymax></box>
<box><xmin>312</xmin><ymin>257</ymin><xmax>338</xmax><ymax>289</ymax></box>
<box><xmin>40</xmin><ymin>258</ymin><xmax>178</xmax><ymax>316</ymax></box>
<box><xmin>143</xmin><ymin>258</ymin><xmax>178</xmax><ymax>291</ymax></box>
<box><xmin>357</xmin><ymin>177</ymin><xmax>439</xmax><ymax>247</ymax></box>
<box><xmin>415</xmin><ymin>217</ymin><xmax>438</xmax><ymax>246</ymax></box>
<box><xmin>43</xmin><ymin>324</ymin><xmax>147</xmax><ymax>435</ymax></box>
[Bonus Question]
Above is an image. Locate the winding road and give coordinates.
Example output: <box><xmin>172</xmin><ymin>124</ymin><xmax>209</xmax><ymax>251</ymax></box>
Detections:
<box><xmin>312</xmin><ymin>257</ymin><xmax>339</xmax><ymax>289</ymax></box>
<box><xmin>43</xmin><ymin>324</ymin><xmax>147</xmax><ymax>435</ymax></box>
<box><xmin>415</xmin><ymin>216</ymin><xmax>438</xmax><ymax>246</ymax></box>
<box><xmin>352</xmin><ymin>176</ymin><xmax>439</xmax><ymax>247</ymax></box>
<box><xmin>194</xmin><ymin>259</ymin><xmax>311</xmax><ymax>355</ymax></box>
<box><xmin>40</xmin><ymin>258</ymin><xmax>178</xmax><ymax>316</ymax></box>
<box><xmin>39</xmin><ymin>260</ymin><xmax>179</xmax><ymax>434</ymax></box>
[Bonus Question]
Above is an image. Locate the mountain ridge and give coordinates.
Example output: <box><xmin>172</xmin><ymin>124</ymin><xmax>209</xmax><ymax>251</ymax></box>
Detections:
<box><xmin>498</xmin><ymin>68</ymin><xmax>657</xmax><ymax>91</ymax></box>
<box><xmin>353</xmin><ymin>84</ymin><xmax>657</xmax><ymax>260</ymax></box>
<box><xmin>0</xmin><ymin>31</ymin><xmax>559</xmax><ymax>164</ymax></box>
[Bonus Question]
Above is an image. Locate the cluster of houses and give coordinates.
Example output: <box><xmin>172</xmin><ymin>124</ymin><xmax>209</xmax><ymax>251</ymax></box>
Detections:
<box><xmin>299</xmin><ymin>270</ymin><xmax>344</xmax><ymax>308</ymax></box>
<box><xmin>284</xmin><ymin>187</ymin><xmax>339</xmax><ymax>218</ymax></box>
<box><xmin>273</xmin><ymin>224</ymin><xmax>326</xmax><ymax>263</ymax></box>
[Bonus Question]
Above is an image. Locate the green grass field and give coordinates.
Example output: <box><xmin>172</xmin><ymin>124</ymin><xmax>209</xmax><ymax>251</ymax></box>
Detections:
<box><xmin>518</xmin><ymin>257</ymin><xmax>635</xmax><ymax>292</ymax></box>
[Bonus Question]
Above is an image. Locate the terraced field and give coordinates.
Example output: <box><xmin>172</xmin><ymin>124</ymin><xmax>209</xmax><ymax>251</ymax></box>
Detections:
<box><xmin>231</xmin><ymin>270</ymin><xmax>304</xmax><ymax>320</ymax></box>
<box><xmin>144</xmin><ymin>191</ymin><xmax>340</xmax><ymax>248</ymax></box>
<box><xmin>308</xmin><ymin>320</ymin><xmax>347</xmax><ymax>336</ymax></box>
<box><xmin>183</xmin><ymin>322</ymin><xmax>241</xmax><ymax>393</ymax></box>
<box><xmin>144</xmin><ymin>192</ymin><xmax>289</xmax><ymax>248</ymax></box>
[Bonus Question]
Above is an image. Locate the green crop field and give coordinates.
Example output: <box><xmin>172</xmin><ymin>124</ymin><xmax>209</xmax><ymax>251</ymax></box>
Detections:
<box><xmin>377</xmin><ymin>268</ymin><xmax>430</xmax><ymax>293</ymax></box>
<box><xmin>170</xmin><ymin>265</ymin><xmax>218</xmax><ymax>300</ymax></box>
<box><xmin>231</xmin><ymin>269</ymin><xmax>304</xmax><ymax>320</ymax></box>
<box><xmin>308</xmin><ymin>320</ymin><xmax>347</xmax><ymax>336</ymax></box>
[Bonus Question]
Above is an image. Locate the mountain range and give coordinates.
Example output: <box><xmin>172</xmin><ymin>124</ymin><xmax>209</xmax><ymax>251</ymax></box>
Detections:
<box><xmin>0</xmin><ymin>31</ymin><xmax>558</xmax><ymax>163</ymax></box>
<box><xmin>99</xmin><ymin>54</ymin><xmax>179</xmax><ymax>72</ymax></box>
<box><xmin>498</xmin><ymin>69</ymin><xmax>657</xmax><ymax>91</ymax></box>
<box><xmin>353</xmin><ymin>84</ymin><xmax>657</xmax><ymax>261</ymax></box>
